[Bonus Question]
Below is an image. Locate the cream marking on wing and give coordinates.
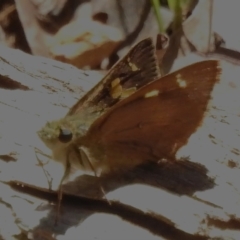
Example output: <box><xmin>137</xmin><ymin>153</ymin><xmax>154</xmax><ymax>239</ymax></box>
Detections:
<box><xmin>110</xmin><ymin>78</ymin><xmax>122</xmax><ymax>99</ymax></box>
<box><xmin>176</xmin><ymin>74</ymin><xmax>187</xmax><ymax>88</ymax></box>
<box><xmin>127</xmin><ymin>57</ymin><xmax>139</xmax><ymax>71</ymax></box>
<box><xmin>111</xmin><ymin>78</ymin><xmax>120</xmax><ymax>87</ymax></box>
<box><xmin>144</xmin><ymin>90</ymin><xmax>159</xmax><ymax>98</ymax></box>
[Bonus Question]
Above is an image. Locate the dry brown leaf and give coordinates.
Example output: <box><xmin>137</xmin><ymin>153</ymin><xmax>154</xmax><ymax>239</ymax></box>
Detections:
<box><xmin>49</xmin><ymin>19</ymin><xmax>123</xmax><ymax>69</ymax></box>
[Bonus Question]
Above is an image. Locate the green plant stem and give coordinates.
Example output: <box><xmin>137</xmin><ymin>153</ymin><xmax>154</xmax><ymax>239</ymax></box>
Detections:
<box><xmin>151</xmin><ymin>0</ymin><xmax>165</xmax><ymax>33</ymax></box>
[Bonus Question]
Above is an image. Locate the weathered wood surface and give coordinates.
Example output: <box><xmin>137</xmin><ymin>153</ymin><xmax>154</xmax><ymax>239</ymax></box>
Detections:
<box><xmin>0</xmin><ymin>45</ymin><xmax>240</xmax><ymax>240</ymax></box>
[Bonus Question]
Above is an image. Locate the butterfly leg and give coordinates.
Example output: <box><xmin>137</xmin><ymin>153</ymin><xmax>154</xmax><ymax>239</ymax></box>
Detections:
<box><xmin>34</xmin><ymin>147</ymin><xmax>52</xmax><ymax>165</ymax></box>
<box><xmin>34</xmin><ymin>147</ymin><xmax>53</xmax><ymax>190</ymax></box>
<box><xmin>79</xmin><ymin>147</ymin><xmax>111</xmax><ymax>204</ymax></box>
<box><xmin>55</xmin><ymin>157</ymin><xmax>71</xmax><ymax>225</ymax></box>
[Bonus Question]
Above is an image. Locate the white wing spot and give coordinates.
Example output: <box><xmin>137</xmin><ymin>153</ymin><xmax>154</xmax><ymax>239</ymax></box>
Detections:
<box><xmin>144</xmin><ymin>90</ymin><xmax>159</xmax><ymax>98</ymax></box>
<box><xmin>176</xmin><ymin>74</ymin><xmax>187</xmax><ymax>88</ymax></box>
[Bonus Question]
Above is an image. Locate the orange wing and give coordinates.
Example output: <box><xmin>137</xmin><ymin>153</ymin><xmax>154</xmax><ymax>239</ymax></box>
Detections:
<box><xmin>83</xmin><ymin>60</ymin><xmax>221</xmax><ymax>171</ymax></box>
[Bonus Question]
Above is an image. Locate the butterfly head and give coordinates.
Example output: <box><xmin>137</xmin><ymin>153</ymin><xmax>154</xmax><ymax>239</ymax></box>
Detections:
<box><xmin>37</xmin><ymin>116</ymin><xmax>88</xmax><ymax>151</ymax></box>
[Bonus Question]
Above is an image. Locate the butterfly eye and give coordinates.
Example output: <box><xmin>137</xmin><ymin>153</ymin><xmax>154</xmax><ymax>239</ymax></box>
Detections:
<box><xmin>58</xmin><ymin>128</ymin><xmax>73</xmax><ymax>143</ymax></box>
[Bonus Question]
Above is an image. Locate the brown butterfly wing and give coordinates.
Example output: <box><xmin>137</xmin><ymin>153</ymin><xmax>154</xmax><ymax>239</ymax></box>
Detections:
<box><xmin>67</xmin><ymin>38</ymin><xmax>160</xmax><ymax>116</ymax></box>
<box><xmin>84</xmin><ymin>60</ymin><xmax>221</xmax><ymax>171</ymax></box>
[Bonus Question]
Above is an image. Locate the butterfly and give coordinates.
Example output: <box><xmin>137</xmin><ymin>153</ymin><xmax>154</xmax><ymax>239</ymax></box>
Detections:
<box><xmin>38</xmin><ymin>38</ymin><xmax>220</xmax><ymax>184</ymax></box>
<box><xmin>38</xmin><ymin>38</ymin><xmax>161</xmax><ymax>180</ymax></box>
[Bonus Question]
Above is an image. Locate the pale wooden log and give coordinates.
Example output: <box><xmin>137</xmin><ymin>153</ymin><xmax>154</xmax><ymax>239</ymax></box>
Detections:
<box><xmin>0</xmin><ymin>44</ymin><xmax>239</xmax><ymax>240</ymax></box>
